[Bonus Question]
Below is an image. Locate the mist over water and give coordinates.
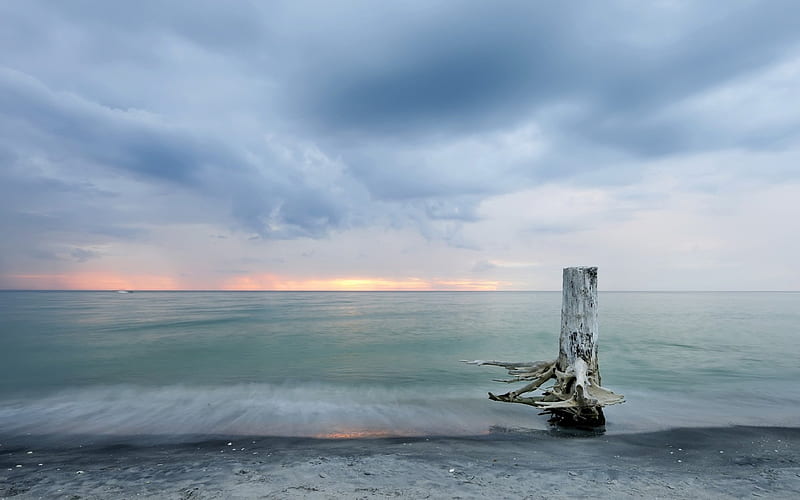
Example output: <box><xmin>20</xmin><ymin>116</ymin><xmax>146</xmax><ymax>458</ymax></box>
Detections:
<box><xmin>1</xmin><ymin>291</ymin><xmax>798</xmax><ymax>440</ymax></box>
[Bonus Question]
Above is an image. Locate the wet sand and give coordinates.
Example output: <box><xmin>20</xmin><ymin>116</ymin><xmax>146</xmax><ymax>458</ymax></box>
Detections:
<box><xmin>2</xmin><ymin>426</ymin><xmax>799</xmax><ymax>499</ymax></box>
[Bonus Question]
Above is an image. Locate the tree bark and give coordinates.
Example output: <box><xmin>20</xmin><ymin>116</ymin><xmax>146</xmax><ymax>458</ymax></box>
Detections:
<box><xmin>463</xmin><ymin>267</ymin><xmax>622</xmax><ymax>428</ymax></box>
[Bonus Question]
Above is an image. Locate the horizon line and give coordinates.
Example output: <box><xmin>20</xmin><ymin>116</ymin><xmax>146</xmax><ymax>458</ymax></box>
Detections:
<box><xmin>1</xmin><ymin>289</ymin><xmax>798</xmax><ymax>293</ymax></box>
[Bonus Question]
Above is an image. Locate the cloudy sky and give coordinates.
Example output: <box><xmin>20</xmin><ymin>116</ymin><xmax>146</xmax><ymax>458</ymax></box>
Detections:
<box><xmin>1</xmin><ymin>1</ymin><xmax>799</xmax><ymax>291</ymax></box>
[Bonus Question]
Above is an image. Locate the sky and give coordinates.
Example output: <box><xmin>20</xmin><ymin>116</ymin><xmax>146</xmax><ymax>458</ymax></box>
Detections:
<box><xmin>1</xmin><ymin>1</ymin><xmax>799</xmax><ymax>291</ymax></box>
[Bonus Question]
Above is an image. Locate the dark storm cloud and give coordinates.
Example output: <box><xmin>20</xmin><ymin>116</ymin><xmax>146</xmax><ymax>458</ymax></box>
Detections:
<box><xmin>0</xmin><ymin>68</ymin><xmax>362</xmax><ymax>244</ymax></box>
<box><xmin>1</xmin><ymin>0</ymin><xmax>799</xmax><ymax>259</ymax></box>
<box><xmin>296</xmin><ymin>1</ymin><xmax>800</xmax><ymax>155</ymax></box>
<box><xmin>0</xmin><ymin>68</ymin><xmax>214</xmax><ymax>184</ymax></box>
<box><xmin>301</xmin><ymin>6</ymin><xmax>563</xmax><ymax>134</ymax></box>
<box><xmin>261</xmin><ymin>0</ymin><xmax>800</xmax><ymax>207</ymax></box>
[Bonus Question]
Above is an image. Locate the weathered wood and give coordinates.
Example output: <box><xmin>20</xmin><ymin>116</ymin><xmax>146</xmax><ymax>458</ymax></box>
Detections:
<box><xmin>463</xmin><ymin>266</ymin><xmax>623</xmax><ymax>428</ymax></box>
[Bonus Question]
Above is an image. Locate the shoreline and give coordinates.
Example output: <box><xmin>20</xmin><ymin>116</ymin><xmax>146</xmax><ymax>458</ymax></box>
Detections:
<box><xmin>2</xmin><ymin>426</ymin><xmax>799</xmax><ymax>499</ymax></box>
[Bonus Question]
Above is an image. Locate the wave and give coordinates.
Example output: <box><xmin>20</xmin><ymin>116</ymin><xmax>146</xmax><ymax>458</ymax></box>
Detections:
<box><xmin>0</xmin><ymin>383</ymin><xmax>544</xmax><ymax>440</ymax></box>
<box><xmin>2</xmin><ymin>382</ymin><xmax>798</xmax><ymax>442</ymax></box>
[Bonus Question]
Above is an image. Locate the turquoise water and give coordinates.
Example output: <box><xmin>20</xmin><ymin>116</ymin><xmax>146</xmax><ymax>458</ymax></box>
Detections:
<box><xmin>1</xmin><ymin>291</ymin><xmax>798</xmax><ymax>437</ymax></box>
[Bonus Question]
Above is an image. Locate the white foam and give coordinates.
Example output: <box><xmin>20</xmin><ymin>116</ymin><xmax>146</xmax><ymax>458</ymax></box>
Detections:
<box><xmin>2</xmin><ymin>382</ymin><xmax>797</xmax><ymax>440</ymax></box>
<box><xmin>0</xmin><ymin>383</ymin><xmax>544</xmax><ymax>438</ymax></box>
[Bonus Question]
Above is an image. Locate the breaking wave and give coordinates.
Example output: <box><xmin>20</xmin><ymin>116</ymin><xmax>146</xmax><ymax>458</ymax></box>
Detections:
<box><xmin>2</xmin><ymin>382</ymin><xmax>798</xmax><ymax>443</ymax></box>
<box><xmin>0</xmin><ymin>383</ymin><xmax>544</xmax><ymax>440</ymax></box>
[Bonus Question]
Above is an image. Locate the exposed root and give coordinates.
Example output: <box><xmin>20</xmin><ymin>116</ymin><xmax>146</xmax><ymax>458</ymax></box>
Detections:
<box><xmin>467</xmin><ymin>357</ymin><xmax>623</xmax><ymax>425</ymax></box>
<box><xmin>461</xmin><ymin>360</ymin><xmax>554</xmax><ymax>382</ymax></box>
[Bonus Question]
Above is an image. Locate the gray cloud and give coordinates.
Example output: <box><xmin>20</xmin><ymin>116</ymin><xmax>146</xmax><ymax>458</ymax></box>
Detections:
<box><xmin>472</xmin><ymin>260</ymin><xmax>497</xmax><ymax>273</ymax></box>
<box><xmin>0</xmin><ymin>68</ymin><xmax>217</xmax><ymax>185</ymax></box>
<box><xmin>70</xmin><ymin>247</ymin><xmax>102</xmax><ymax>263</ymax></box>
<box><xmin>0</xmin><ymin>67</ymin><xmax>368</xmax><ymax>244</ymax></box>
<box><xmin>288</xmin><ymin>2</ymin><xmax>800</xmax><ymax>151</ymax></box>
<box><xmin>1</xmin><ymin>0</ymin><xmax>799</xmax><ymax>287</ymax></box>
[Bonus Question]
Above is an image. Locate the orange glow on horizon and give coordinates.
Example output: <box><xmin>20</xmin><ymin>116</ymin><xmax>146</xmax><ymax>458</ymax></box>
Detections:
<box><xmin>2</xmin><ymin>272</ymin><xmax>508</xmax><ymax>291</ymax></box>
<box><xmin>221</xmin><ymin>274</ymin><xmax>506</xmax><ymax>291</ymax></box>
<box><xmin>315</xmin><ymin>430</ymin><xmax>400</xmax><ymax>439</ymax></box>
<box><xmin>314</xmin><ymin>428</ymin><xmax>492</xmax><ymax>439</ymax></box>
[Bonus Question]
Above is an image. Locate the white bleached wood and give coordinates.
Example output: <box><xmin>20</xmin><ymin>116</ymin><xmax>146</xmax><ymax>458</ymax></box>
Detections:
<box><xmin>464</xmin><ymin>267</ymin><xmax>623</xmax><ymax>427</ymax></box>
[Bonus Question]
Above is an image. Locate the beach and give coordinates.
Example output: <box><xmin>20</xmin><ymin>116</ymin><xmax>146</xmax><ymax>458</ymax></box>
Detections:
<box><xmin>2</xmin><ymin>426</ymin><xmax>799</xmax><ymax>499</ymax></box>
<box><xmin>2</xmin><ymin>291</ymin><xmax>800</xmax><ymax>498</ymax></box>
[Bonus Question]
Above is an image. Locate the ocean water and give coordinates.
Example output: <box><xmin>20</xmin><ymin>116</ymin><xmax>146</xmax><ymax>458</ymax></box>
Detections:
<box><xmin>1</xmin><ymin>291</ymin><xmax>798</xmax><ymax>440</ymax></box>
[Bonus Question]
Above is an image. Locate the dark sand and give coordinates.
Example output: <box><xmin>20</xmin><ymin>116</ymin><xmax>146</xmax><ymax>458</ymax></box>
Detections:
<box><xmin>2</xmin><ymin>426</ymin><xmax>799</xmax><ymax>499</ymax></box>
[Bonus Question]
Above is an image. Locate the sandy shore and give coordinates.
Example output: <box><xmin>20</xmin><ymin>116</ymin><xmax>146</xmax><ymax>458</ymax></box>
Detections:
<box><xmin>2</xmin><ymin>426</ymin><xmax>799</xmax><ymax>499</ymax></box>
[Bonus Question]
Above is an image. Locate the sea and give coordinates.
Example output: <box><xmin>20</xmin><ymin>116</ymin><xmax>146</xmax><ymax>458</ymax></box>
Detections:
<box><xmin>1</xmin><ymin>291</ymin><xmax>798</xmax><ymax>441</ymax></box>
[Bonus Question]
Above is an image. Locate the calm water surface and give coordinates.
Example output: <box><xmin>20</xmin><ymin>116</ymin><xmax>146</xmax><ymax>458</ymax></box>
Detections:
<box><xmin>1</xmin><ymin>291</ymin><xmax>798</xmax><ymax>438</ymax></box>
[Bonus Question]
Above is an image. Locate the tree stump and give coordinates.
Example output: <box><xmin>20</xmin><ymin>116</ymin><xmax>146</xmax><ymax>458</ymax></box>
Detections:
<box><xmin>463</xmin><ymin>267</ymin><xmax>623</xmax><ymax>428</ymax></box>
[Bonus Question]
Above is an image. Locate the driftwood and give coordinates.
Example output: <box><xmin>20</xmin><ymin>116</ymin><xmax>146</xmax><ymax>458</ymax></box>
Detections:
<box><xmin>463</xmin><ymin>267</ymin><xmax>623</xmax><ymax>427</ymax></box>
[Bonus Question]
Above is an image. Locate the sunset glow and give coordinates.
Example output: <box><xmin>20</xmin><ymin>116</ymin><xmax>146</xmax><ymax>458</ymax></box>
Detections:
<box><xmin>1</xmin><ymin>272</ymin><xmax>507</xmax><ymax>291</ymax></box>
<box><xmin>222</xmin><ymin>275</ymin><xmax>506</xmax><ymax>291</ymax></box>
